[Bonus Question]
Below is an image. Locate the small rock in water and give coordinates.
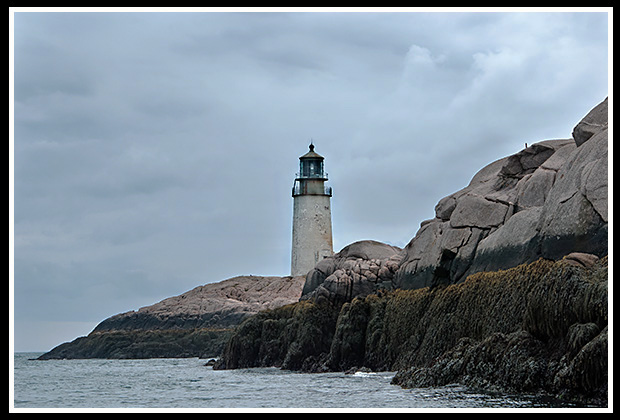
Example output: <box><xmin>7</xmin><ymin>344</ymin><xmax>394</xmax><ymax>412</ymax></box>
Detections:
<box><xmin>345</xmin><ymin>366</ymin><xmax>374</xmax><ymax>375</ymax></box>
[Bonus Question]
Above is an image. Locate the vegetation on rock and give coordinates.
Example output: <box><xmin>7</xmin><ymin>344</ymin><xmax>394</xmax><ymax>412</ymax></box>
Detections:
<box><xmin>214</xmin><ymin>300</ymin><xmax>340</xmax><ymax>371</ymax></box>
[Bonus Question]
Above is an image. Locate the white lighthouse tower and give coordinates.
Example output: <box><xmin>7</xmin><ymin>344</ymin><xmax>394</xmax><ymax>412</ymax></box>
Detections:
<box><xmin>291</xmin><ymin>143</ymin><xmax>334</xmax><ymax>277</ymax></box>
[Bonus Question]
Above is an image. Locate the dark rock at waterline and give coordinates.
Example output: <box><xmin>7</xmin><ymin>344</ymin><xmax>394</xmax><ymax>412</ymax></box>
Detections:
<box><xmin>213</xmin><ymin>299</ymin><xmax>340</xmax><ymax>371</ymax></box>
<box><xmin>37</xmin><ymin>328</ymin><xmax>234</xmax><ymax>360</ymax></box>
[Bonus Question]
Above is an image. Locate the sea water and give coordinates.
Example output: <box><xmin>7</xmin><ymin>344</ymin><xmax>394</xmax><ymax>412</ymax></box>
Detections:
<box><xmin>12</xmin><ymin>352</ymin><xmax>579</xmax><ymax>410</ymax></box>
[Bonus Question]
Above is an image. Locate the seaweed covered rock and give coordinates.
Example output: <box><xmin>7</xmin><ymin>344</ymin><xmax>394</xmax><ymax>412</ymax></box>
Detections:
<box><xmin>328</xmin><ymin>258</ymin><xmax>566</xmax><ymax>373</ymax></box>
<box><xmin>390</xmin><ymin>256</ymin><xmax>608</xmax><ymax>405</ymax></box>
<box><xmin>214</xmin><ymin>300</ymin><xmax>340</xmax><ymax>371</ymax></box>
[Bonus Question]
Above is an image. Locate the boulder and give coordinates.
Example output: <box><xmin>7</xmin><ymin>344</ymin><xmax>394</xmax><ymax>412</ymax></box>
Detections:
<box><xmin>563</xmin><ymin>252</ymin><xmax>600</xmax><ymax>268</ymax></box>
<box><xmin>572</xmin><ymin>97</ymin><xmax>608</xmax><ymax>146</ymax></box>
<box><xmin>335</xmin><ymin>240</ymin><xmax>402</xmax><ymax>260</ymax></box>
<box><xmin>470</xmin><ymin>206</ymin><xmax>542</xmax><ymax>274</ymax></box>
<box><xmin>499</xmin><ymin>142</ymin><xmax>559</xmax><ymax>179</ymax></box>
<box><xmin>300</xmin><ymin>240</ymin><xmax>402</xmax><ymax>305</ymax></box>
<box><xmin>449</xmin><ymin>193</ymin><xmax>509</xmax><ymax>229</ymax></box>
<box><xmin>515</xmin><ymin>168</ymin><xmax>556</xmax><ymax>208</ymax></box>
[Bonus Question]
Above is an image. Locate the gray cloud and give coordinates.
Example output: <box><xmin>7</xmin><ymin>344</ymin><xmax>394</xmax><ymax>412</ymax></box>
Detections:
<box><xmin>11</xmin><ymin>10</ymin><xmax>608</xmax><ymax>351</ymax></box>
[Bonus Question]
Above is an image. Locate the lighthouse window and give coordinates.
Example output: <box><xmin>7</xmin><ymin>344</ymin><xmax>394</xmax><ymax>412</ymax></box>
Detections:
<box><xmin>301</xmin><ymin>159</ymin><xmax>324</xmax><ymax>178</ymax></box>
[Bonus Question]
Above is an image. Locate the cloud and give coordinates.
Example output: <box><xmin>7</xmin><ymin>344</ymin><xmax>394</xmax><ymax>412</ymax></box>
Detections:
<box><xmin>11</xmin><ymin>10</ymin><xmax>609</xmax><ymax>352</ymax></box>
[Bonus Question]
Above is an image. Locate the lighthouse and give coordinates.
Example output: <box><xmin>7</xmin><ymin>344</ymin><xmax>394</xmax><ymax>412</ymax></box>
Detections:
<box><xmin>291</xmin><ymin>143</ymin><xmax>334</xmax><ymax>277</ymax></box>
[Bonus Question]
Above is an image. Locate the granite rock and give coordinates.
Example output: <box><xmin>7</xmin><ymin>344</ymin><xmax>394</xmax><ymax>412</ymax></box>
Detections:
<box><xmin>572</xmin><ymin>97</ymin><xmax>608</xmax><ymax>147</ymax></box>
<box><xmin>393</xmin><ymin>98</ymin><xmax>608</xmax><ymax>290</ymax></box>
<box><xmin>301</xmin><ymin>240</ymin><xmax>402</xmax><ymax>305</ymax></box>
<box><xmin>95</xmin><ymin>275</ymin><xmax>306</xmax><ymax>332</ymax></box>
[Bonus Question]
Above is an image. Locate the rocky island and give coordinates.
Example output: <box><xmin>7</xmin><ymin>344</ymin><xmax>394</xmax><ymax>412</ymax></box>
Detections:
<box><xmin>38</xmin><ymin>98</ymin><xmax>608</xmax><ymax>406</ymax></box>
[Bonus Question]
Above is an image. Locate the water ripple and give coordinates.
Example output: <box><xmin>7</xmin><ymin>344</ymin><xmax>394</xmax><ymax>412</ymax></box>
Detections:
<box><xmin>13</xmin><ymin>353</ymin><xmax>574</xmax><ymax>409</ymax></box>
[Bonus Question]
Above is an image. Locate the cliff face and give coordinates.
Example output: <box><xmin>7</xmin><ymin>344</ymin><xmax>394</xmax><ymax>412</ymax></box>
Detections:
<box><xmin>38</xmin><ymin>275</ymin><xmax>305</xmax><ymax>359</ymax></box>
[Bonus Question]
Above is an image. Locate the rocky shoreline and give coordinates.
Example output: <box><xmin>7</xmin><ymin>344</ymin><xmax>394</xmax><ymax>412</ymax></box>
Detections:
<box><xmin>36</xmin><ymin>98</ymin><xmax>608</xmax><ymax>406</ymax></box>
<box><xmin>215</xmin><ymin>255</ymin><xmax>607</xmax><ymax>405</ymax></box>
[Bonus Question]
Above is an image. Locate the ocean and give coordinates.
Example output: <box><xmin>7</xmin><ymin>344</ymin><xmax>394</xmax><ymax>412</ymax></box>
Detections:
<box><xmin>12</xmin><ymin>352</ymin><xmax>581</xmax><ymax>410</ymax></box>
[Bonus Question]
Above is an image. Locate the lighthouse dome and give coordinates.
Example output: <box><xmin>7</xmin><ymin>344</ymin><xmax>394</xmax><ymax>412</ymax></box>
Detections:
<box><xmin>299</xmin><ymin>143</ymin><xmax>324</xmax><ymax>160</ymax></box>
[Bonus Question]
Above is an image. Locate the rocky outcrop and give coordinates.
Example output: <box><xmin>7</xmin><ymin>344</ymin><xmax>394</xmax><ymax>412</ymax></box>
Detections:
<box><xmin>38</xmin><ymin>275</ymin><xmax>305</xmax><ymax>359</ymax></box>
<box><xmin>393</xmin><ymin>97</ymin><xmax>608</xmax><ymax>291</ymax></box>
<box><xmin>300</xmin><ymin>240</ymin><xmax>403</xmax><ymax>305</ymax></box>
<box><xmin>36</xmin><ymin>327</ymin><xmax>234</xmax><ymax>360</ymax></box>
<box><xmin>94</xmin><ymin>275</ymin><xmax>305</xmax><ymax>332</ymax></box>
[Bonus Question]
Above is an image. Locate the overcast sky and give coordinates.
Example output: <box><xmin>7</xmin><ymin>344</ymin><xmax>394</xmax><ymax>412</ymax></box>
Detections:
<box><xmin>10</xmin><ymin>8</ymin><xmax>609</xmax><ymax>352</ymax></box>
